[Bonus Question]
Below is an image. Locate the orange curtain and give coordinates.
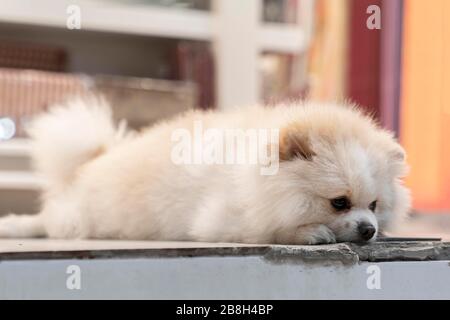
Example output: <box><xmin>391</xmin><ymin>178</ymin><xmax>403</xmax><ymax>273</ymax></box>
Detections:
<box><xmin>401</xmin><ymin>0</ymin><xmax>450</xmax><ymax>211</ymax></box>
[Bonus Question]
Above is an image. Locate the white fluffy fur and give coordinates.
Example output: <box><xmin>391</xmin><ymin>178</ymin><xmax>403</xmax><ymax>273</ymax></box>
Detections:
<box><xmin>26</xmin><ymin>97</ymin><xmax>126</xmax><ymax>190</ymax></box>
<box><xmin>0</xmin><ymin>100</ymin><xmax>411</xmax><ymax>244</ymax></box>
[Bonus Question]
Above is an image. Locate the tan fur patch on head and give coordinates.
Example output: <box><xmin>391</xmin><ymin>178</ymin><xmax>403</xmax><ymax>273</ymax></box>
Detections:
<box><xmin>279</xmin><ymin>123</ymin><xmax>316</xmax><ymax>161</ymax></box>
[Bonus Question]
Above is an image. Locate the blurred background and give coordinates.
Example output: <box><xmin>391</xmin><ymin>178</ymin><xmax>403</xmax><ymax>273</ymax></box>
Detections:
<box><xmin>0</xmin><ymin>0</ymin><xmax>448</xmax><ymax>239</ymax></box>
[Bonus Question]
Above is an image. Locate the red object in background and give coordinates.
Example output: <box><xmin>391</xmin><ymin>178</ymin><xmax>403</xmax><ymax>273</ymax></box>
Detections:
<box><xmin>379</xmin><ymin>0</ymin><xmax>403</xmax><ymax>135</ymax></box>
<box><xmin>173</xmin><ymin>42</ymin><xmax>215</xmax><ymax>109</ymax></box>
<box><xmin>347</xmin><ymin>0</ymin><xmax>382</xmax><ymax>117</ymax></box>
<box><xmin>0</xmin><ymin>41</ymin><xmax>67</xmax><ymax>72</ymax></box>
<box><xmin>0</xmin><ymin>68</ymin><xmax>86</xmax><ymax>136</ymax></box>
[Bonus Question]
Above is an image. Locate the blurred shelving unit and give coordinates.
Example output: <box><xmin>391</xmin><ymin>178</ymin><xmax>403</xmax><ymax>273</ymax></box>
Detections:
<box><xmin>0</xmin><ymin>0</ymin><xmax>315</xmax><ymax>109</ymax></box>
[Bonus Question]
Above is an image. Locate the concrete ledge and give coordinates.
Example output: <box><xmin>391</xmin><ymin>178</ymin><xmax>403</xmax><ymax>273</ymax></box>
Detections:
<box><xmin>1</xmin><ymin>239</ymin><xmax>450</xmax><ymax>299</ymax></box>
<box><xmin>0</xmin><ymin>239</ymin><xmax>449</xmax><ymax>264</ymax></box>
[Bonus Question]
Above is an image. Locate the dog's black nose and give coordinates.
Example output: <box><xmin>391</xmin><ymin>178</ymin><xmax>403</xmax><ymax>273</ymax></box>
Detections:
<box><xmin>358</xmin><ymin>222</ymin><xmax>376</xmax><ymax>241</ymax></box>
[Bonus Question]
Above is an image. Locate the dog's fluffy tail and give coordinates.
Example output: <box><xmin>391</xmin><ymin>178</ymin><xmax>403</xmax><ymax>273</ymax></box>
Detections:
<box><xmin>27</xmin><ymin>97</ymin><xmax>125</xmax><ymax>189</ymax></box>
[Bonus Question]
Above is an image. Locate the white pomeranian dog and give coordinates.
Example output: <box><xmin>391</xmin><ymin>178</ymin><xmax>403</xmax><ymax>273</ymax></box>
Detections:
<box><xmin>0</xmin><ymin>98</ymin><xmax>410</xmax><ymax>244</ymax></box>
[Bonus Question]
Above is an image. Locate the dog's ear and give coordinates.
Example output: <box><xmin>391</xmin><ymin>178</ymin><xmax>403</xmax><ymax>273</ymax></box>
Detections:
<box><xmin>279</xmin><ymin>125</ymin><xmax>316</xmax><ymax>161</ymax></box>
<box><xmin>387</xmin><ymin>144</ymin><xmax>408</xmax><ymax>177</ymax></box>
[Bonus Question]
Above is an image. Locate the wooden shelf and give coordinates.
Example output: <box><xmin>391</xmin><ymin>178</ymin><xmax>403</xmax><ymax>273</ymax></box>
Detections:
<box><xmin>0</xmin><ymin>138</ymin><xmax>31</xmax><ymax>157</ymax></box>
<box><xmin>0</xmin><ymin>0</ymin><xmax>307</xmax><ymax>53</ymax></box>
<box><xmin>0</xmin><ymin>171</ymin><xmax>42</xmax><ymax>190</ymax></box>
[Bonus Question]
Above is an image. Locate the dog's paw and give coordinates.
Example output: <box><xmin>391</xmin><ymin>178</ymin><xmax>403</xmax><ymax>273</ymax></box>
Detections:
<box><xmin>295</xmin><ymin>224</ymin><xmax>336</xmax><ymax>245</ymax></box>
<box><xmin>0</xmin><ymin>214</ymin><xmax>20</xmax><ymax>238</ymax></box>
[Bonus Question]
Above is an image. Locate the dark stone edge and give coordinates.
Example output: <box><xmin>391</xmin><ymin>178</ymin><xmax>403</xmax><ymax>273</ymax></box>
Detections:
<box><xmin>0</xmin><ymin>242</ymin><xmax>449</xmax><ymax>264</ymax></box>
<box><xmin>0</xmin><ymin>246</ymin><xmax>273</xmax><ymax>262</ymax></box>
<box><xmin>348</xmin><ymin>241</ymin><xmax>450</xmax><ymax>262</ymax></box>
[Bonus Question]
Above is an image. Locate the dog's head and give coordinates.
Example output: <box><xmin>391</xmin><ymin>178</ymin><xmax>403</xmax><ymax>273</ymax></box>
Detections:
<box><xmin>269</xmin><ymin>104</ymin><xmax>411</xmax><ymax>243</ymax></box>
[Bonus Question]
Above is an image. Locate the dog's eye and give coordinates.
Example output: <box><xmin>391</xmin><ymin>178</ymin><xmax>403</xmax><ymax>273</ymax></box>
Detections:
<box><xmin>330</xmin><ymin>197</ymin><xmax>351</xmax><ymax>212</ymax></box>
<box><xmin>369</xmin><ymin>200</ymin><xmax>377</xmax><ymax>212</ymax></box>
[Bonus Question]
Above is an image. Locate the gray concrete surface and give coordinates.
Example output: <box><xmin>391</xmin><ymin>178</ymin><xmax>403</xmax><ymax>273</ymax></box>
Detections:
<box><xmin>0</xmin><ymin>240</ymin><xmax>449</xmax><ymax>299</ymax></box>
<box><xmin>0</xmin><ymin>239</ymin><xmax>449</xmax><ymax>262</ymax></box>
